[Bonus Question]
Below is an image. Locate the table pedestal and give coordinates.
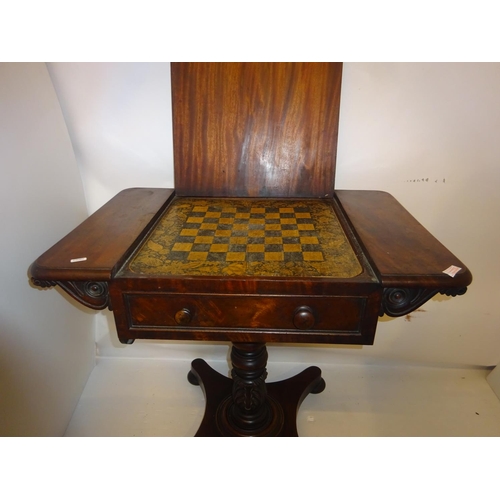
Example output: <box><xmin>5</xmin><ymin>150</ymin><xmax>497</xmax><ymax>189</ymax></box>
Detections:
<box><xmin>188</xmin><ymin>343</ymin><xmax>325</xmax><ymax>437</ymax></box>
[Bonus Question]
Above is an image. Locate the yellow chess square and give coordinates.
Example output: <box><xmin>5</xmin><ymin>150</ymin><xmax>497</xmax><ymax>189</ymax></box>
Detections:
<box><xmin>200</xmin><ymin>223</ymin><xmax>218</xmax><ymax>230</ymax></box>
<box><xmin>180</xmin><ymin>229</ymin><xmax>198</xmax><ymax>236</ymax></box>
<box><xmin>233</xmin><ymin>224</ymin><xmax>248</xmax><ymax>231</ymax></box>
<box><xmin>300</xmin><ymin>236</ymin><xmax>319</xmax><ymax>244</ymax></box>
<box><xmin>206</xmin><ymin>212</ymin><xmax>221</xmax><ymax>218</ymax></box>
<box><xmin>250</xmin><ymin>216</ymin><xmax>265</xmax><ymax>223</ymax></box>
<box><xmin>210</xmin><ymin>244</ymin><xmax>229</xmax><ymax>253</ymax></box>
<box><xmin>265</xmin><ymin>252</ymin><xmax>284</xmax><ymax>261</ymax></box>
<box><xmin>248</xmin><ymin>229</ymin><xmax>265</xmax><ymax>238</ymax></box>
<box><xmin>223</xmin><ymin>207</ymin><xmax>237</xmax><ymax>213</ymax></box>
<box><xmin>187</xmin><ymin>217</ymin><xmax>204</xmax><ymax>224</ymax></box>
<box><xmin>247</xmin><ymin>244</ymin><xmax>265</xmax><ymax>252</ymax></box>
<box><xmin>265</xmin><ymin>237</ymin><xmax>282</xmax><ymax>244</ymax></box>
<box><xmin>219</xmin><ymin>218</ymin><xmax>234</xmax><ymax>224</ymax></box>
<box><xmin>187</xmin><ymin>252</ymin><xmax>208</xmax><ymax>261</ymax></box>
<box><xmin>266</xmin><ymin>213</ymin><xmax>280</xmax><ymax>219</ymax></box>
<box><xmin>172</xmin><ymin>242</ymin><xmax>193</xmax><ymax>252</ymax></box>
<box><xmin>194</xmin><ymin>236</ymin><xmax>214</xmax><ymax>244</ymax></box>
<box><xmin>283</xmin><ymin>244</ymin><xmax>302</xmax><ymax>252</ymax></box>
<box><xmin>279</xmin><ymin>207</ymin><xmax>295</xmax><ymax>213</ymax></box>
<box><xmin>280</xmin><ymin>218</ymin><xmax>296</xmax><ymax>224</ymax></box>
<box><xmin>303</xmin><ymin>252</ymin><xmax>324</xmax><ymax>261</ymax></box>
<box><xmin>297</xmin><ymin>212</ymin><xmax>311</xmax><ymax>218</ymax></box>
<box><xmin>297</xmin><ymin>224</ymin><xmax>315</xmax><ymax>231</ymax></box>
<box><xmin>265</xmin><ymin>224</ymin><xmax>281</xmax><ymax>231</ymax></box>
<box><xmin>192</xmin><ymin>206</ymin><xmax>208</xmax><ymax>212</ymax></box>
<box><xmin>235</xmin><ymin>213</ymin><xmax>250</xmax><ymax>219</ymax></box>
<box><xmin>251</xmin><ymin>207</ymin><xmax>266</xmax><ymax>213</ymax></box>
<box><xmin>226</xmin><ymin>252</ymin><xmax>245</xmax><ymax>261</ymax></box>
<box><xmin>282</xmin><ymin>230</ymin><xmax>300</xmax><ymax>237</ymax></box>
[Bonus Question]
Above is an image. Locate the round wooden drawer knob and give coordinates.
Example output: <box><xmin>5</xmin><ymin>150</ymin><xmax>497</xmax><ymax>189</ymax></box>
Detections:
<box><xmin>175</xmin><ymin>308</ymin><xmax>192</xmax><ymax>325</ymax></box>
<box><xmin>293</xmin><ymin>306</ymin><xmax>316</xmax><ymax>330</ymax></box>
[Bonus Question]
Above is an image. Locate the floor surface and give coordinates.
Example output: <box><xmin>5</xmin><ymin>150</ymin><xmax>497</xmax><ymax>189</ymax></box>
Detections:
<box><xmin>64</xmin><ymin>357</ymin><xmax>500</xmax><ymax>437</ymax></box>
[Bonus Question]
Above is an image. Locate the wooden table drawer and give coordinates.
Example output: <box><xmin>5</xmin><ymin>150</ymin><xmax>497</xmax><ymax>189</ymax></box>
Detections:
<box><xmin>125</xmin><ymin>293</ymin><xmax>365</xmax><ymax>332</ymax></box>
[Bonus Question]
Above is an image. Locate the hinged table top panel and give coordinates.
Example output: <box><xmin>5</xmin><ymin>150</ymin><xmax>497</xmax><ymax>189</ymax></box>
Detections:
<box><xmin>171</xmin><ymin>62</ymin><xmax>342</xmax><ymax>198</ymax></box>
<box><xmin>122</xmin><ymin>197</ymin><xmax>362</xmax><ymax>278</ymax></box>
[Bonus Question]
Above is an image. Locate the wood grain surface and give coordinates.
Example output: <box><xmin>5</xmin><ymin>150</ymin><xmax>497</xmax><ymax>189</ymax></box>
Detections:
<box><xmin>171</xmin><ymin>62</ymin><xmax>342</xmax><ymax>198</ymax></box>
<box><xmin>335</xmin><ymin>190</ymin><xmax>472</xmax><ymax>289</ymax></box>
<box><xmin>29</xmin><ymin>188</ymin><xmax>175</xmax><ymax>281</ymax></box>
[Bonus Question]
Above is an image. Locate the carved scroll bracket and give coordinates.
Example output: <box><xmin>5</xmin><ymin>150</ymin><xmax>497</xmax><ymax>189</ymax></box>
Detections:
<box><xmin>31</xmin><ymin>279</ymin><xmax>110</xmax><ymax>310</ymax></box>
<box><xmin>380</xmin><ymin>286</ymin><xmax>468</xmax><ymax>317</ymax></box>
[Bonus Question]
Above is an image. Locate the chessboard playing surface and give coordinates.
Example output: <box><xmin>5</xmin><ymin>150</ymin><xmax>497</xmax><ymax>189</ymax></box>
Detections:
<box><xmin>126</xmin><ymin>198</ymin><xmax>362</xmax><ymax>278</ymax></box>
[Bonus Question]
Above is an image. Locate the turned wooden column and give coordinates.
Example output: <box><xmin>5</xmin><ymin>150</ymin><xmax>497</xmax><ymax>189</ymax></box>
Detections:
<box><xmin>218</xmin><ymin>343</ymin><xmax>283</xmax><ymax>436</ymax></box>
<box><xmin>215</xmin><ymin>343</ymin><xmax>284</xmax><ymax>436</ymax></box>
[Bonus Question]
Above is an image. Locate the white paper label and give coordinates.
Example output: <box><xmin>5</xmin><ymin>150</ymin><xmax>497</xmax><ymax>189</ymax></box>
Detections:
<box><xmin>70</xmin><ymin>257</ymin><xmax>87</xmax><ymax>263</ymax></box>
<box><xmin>442</xmin><ymin>265</ymin><xmax>462</xmax><ymax>278</ymax></box>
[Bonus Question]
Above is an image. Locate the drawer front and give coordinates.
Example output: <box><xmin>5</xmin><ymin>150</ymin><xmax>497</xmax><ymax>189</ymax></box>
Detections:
<box><xmin>126</xmin><ymin>293</ymin><xmax>365</xmax><ymax>332</ymax></box>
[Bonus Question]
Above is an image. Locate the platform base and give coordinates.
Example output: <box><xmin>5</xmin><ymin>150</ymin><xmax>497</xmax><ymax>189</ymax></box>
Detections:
<box><xmin>188</xmin><ymin>343</ymin><xmax>325</xmax><ymax>437</ymax></box>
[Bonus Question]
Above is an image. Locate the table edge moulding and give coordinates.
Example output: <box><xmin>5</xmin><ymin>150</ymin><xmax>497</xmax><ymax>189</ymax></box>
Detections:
<box><xmin>29</xmin><ymin>62</ymin><xmax>472</xmax><ymax>437</ymax></box>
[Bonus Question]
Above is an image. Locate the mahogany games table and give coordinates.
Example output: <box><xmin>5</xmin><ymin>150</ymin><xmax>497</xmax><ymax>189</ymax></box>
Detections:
<box><xmin>30</xmin><ymin>63</ymin><xmax>472</xmax><ymax>436</ymax></box>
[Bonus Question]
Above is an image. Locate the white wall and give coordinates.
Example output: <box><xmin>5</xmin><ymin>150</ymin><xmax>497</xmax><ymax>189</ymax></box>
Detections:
<box><xmin>46</xmin><ymin>62</ymin><xmax>174</xmax><ymax>213</ymax></box>
<box><xmin>0</xmin><ymin>63</ymin><xmax>95</xmax><ymax>436</ymax></box>
<box><xmin>47</xmin><ymin>62</ymin><xmax>500</xmax><ymax>369</ymax></box>
<box><xmin>336</xmin><ymin>63</ymin><xmax>500</xmax><ymax>367</ymax></box>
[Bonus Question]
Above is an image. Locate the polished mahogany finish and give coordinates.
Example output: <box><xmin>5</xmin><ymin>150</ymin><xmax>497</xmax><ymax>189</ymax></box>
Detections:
<box><xmin>29</xmin><ymin>63</ymin><xmax>472</xmax><ymax>437</ymax></box>
<box><xmin>111</xmin><ymin>284</ymin><xmax>381</xmax><ymax>344</ymax></box>
<box><xmin>335</xmin><ymin>190</ymin><xmax>471</xmax><ymax>288</ymax></box>
<box><xmin>30</xmin><ymin>187</ymin><xmax>174</xmax><ymax>283</ymax></box>
<box><xmin>188</xmin><ymin>343</ymin><xmax>326</xmax><ymax>437</ymax></box>
<box><xmin>335</xmin><ymin>190</ymin><xmax>471</xmax><ymax>317</ymax></box>
<box><xmin>293</xmin><ymin>306</ymin><xmax>316</xmax><ymax>330</ymax></box>
<box><xmin>171</xmin><ymin>62</ymin><xmax>342</xmax><ymax>198</ymax></box>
